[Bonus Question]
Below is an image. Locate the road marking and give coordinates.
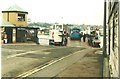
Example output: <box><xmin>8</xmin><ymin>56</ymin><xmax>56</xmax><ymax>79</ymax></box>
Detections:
<box><xmin>16</xmin><ymin>50</ymin><xmax>86</xmax><ymax>78</ymax></box>
<box><xmin>6</xmin><ymin>47</ymin><xmax>64</xmax><ymax>59</ymax></box>
<box><xmin>7</xmin><ymin>51</ymin><xmax>36</xmax><ymax>59</ymax></box>
<box><xmin>42</xmin><ymin>57</ymin><xmax>46</xmax><ymax>58</ymax></box>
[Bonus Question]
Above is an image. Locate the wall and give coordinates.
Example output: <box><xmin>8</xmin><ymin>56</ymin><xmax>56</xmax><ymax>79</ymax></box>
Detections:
<box><xmin>9</xmin><ymin>12</ymin><xmax>17</xmax><ymax>25</ymax></box>
<box><xmin>16</xmin><ymin>13</ymin><xmax>28</xmax><ymax>26</ymax></box>
<box><xmin>0</xmin><ymin>27</ymin><xmax>4</xmax><ymax>44</ymax></box>
<box><xmin>12</xmin><ymin>28</ymin><xmax>16</xmax><ymax>43</ymax></box>
<box><xmin>2</xmin><ymin>13</ymin><xmax>7</xmax><ymax>21</ymax></box>
<box><xmin>107</xmin><ymin>1</ymin><xmax>119</xmax><ymax>77</ymax></box>
<box><xmin>2</xmin><ymin>12</ymin><xmax>28</xmax><ymax>27</ymax></box>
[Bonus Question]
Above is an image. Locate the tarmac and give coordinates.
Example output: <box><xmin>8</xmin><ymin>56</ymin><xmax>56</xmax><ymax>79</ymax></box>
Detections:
<box><xmin>1</xmin><ymin>42</ymin><xmax>109</xmax><ymax>78</ymax></box>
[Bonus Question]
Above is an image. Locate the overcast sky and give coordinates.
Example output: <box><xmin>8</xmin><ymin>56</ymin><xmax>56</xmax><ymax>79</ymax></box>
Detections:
<box><xmin>0</xmin><ymin>0</ymin><xmax>104</xmax><ymax>25</ymax></box>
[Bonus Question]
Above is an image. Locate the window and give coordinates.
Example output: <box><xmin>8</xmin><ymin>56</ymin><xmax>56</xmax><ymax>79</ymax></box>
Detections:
<box><xmin>56</xmin><ymin>25</ymin><xmax>62</xmax><ymax>30</ymax></box>
<box><xmin>18</xmin><ymin>14</ymin><xmax>25</xmax><ymax>21</ymax></box>
<box><xmin>112</xmin><ymin>17</ymin><xmax>115</xmax><ymax>51</ymax></box>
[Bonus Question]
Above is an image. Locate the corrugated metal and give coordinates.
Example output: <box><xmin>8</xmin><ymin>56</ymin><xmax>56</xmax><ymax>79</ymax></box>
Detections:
<box><xmin>2</xmin><ymin>4</ymin><xmax>27</xmax><ymax>13</ymax></box>
<box><xmin>7</xmin><ymin>4</ymin><xmax>23</xmax><ymax>11</ymax></box>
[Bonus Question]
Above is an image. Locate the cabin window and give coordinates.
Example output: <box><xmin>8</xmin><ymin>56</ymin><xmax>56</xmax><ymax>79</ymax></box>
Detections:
<box><xmin>53</xmin><ymin>25</ymin><xmax>55</xmax><ymax>29</ymax></box>
<box><xmin>56</xmin><ymin>25</ymin><xmax>62</xmax><ymax>30</ymax></box>
<box><xmin>18</xmin><ymin>14</ymin><xmax>25</xmax><ymax>21</ymax></box>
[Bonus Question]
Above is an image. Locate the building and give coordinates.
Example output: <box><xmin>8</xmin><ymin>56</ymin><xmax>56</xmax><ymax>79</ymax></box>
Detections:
<box><xmin>1</xmin><ymin>4</ymin><xmax>39</xmax><ymax>43</ymax></box>
<box><xmin>107</xmin><ymin>0</ymin><xmax>119</xmax><ymax>77</ymax></box>
<box><xmin>0</xmin><ymin>19</ymin><xmax>15</xmax><ymax>43</ymax></box>
<box><xmin>2</xmin><ymin>4</ymin><xmax>28</xmax><ymax>27</ymax></box>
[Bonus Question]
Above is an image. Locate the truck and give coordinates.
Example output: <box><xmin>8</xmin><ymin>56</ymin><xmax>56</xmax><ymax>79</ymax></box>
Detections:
<box><xmin>88</xmin><ymin>30</ymin><xmax>101</xmax><ymax>48</ymax></box>
<box><xmin>70</xmin><ymin>27</ymin><xmax>81</xmax><ymax>40</ymax></box>
<box><xmin>49</xmin><ymin>23</ymin><xmax>67</xmax><ymax>46</ymax></box>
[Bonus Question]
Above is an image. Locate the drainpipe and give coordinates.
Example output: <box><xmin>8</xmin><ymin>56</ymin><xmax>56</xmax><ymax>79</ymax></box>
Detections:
<box><xmin>7</xmin><ymin>12</ymin><xmax>9</xmax><ymax>21</ymax></box>
<box><xmin>103</xmin><ymin>0</ymin><xmax>110</xmax><ymax>78</ymax></box>
<box><xmin>103</xmin><ymin>0</ymin><xmax>107</xmax><ymax>58</ymax></box>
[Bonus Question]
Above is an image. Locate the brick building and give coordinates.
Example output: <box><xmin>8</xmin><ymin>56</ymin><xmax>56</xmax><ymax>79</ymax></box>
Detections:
<box><xmin>1</xmin><ymin>4</ymin><xmax>39</xmax><ymax>43</ymax></box>
<box><xmin>107</xmin><ymin>0</ymin><xmax>119</xmax><ymax>77</ymax></box>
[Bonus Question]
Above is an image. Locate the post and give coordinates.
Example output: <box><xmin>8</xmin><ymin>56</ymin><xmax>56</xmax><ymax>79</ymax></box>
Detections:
<box><xmin>103</xmin><ymin>0</ymin><xmax>107</xmax><ymax>57</ymax></box>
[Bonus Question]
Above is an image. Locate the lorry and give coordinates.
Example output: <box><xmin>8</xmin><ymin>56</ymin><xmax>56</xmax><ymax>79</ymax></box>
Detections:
<box><xmin>92</xmin><ymin>30</ymin><xmax>101</xmax><ymax>47</ymax></box>
<box><xmin>49</xmin><ymin>23</ymin><xmax>67</xmax><ymax>46</ymax></box>
<box><xmin>88</xmin><ymin>30</ymin><xmax>101</xmax><ymax>48</ymax></box>
<box><xmin>70</xmin><ymin>27</ymin><xmax>81</xmax><ymax>40</ymax></box>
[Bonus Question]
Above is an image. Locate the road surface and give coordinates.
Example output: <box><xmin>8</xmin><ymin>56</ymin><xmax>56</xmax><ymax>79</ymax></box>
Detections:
<box><xmin>1</xmin><ymin>37</ymin><xmax>102</xmax><ymax>78</ymax></box>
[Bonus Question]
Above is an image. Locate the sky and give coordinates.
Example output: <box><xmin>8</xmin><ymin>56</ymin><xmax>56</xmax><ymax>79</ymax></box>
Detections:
<box><xmin>0</xmin><ymin>0</ymin><xmax>104</xmax><ymax>25</ymax></box>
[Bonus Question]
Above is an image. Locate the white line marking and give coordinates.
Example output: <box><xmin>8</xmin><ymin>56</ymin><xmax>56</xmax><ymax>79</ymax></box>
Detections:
<box><xmin>6</xmin><ymin>48</ymin><xmax>62</xmax><ymax>59</ymax></box>
<box><xmin>7</xmin><ymin>51</ymin><xmax>36</xmax><ymax>59</ymax></box>
<box><xmin>16</xmin><ymin>50</ymin><xmax>83</xmax><ymax>77</ymax></box>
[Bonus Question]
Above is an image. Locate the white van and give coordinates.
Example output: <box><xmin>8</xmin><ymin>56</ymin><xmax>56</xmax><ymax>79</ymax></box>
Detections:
<box><xmin>49</xmin><ymin>23</ymin><xmax>67</xmax><ymax>46</ymax></box>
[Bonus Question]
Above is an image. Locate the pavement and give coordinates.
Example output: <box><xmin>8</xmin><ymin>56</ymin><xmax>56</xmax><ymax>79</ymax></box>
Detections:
<box><xmin>54</xmin><ymin>48</ymin><xmax>104</xmax><ymax>78</ymax></box>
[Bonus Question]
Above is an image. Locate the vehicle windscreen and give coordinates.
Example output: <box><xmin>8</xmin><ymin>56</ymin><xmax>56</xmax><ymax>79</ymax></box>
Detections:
<box><xmin>56</xmin><ymin>25</ymin><xmax>62</xmax><ymax>30</ymax></box>
<box><xmin>72</xmin><ymin>28</ymin><xmax>80</xmax><ymax>33</ymax></box>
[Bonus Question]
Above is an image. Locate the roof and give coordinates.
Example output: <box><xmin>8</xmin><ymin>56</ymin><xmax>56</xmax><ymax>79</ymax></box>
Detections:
<box><xmin>2</xmin><ymin>4</ymin><xmax>28</xmax><ymax>13</ymax></box>
<box><xmin>0</xmin><ymin>19</ymin><xmax>15</xmax><ymax>27</ymax></box>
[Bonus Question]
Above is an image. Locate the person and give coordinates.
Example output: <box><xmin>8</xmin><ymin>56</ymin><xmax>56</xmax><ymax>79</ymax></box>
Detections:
<box><xmin>79</xmin><ymin>32</ymin><xmax>83</xmax><ymax>42</ymax></box>
<box><xmin>87</xmin><ymin>32</ymin><xmax>94</xmax><ymax>46</ymax></box>
<box><xmin>95</xmin><ymin>32</ymin><xmax>98</xmax><ymax>39</ymax></box>
<box><xmin>83</xmin><ymin>33</ymin><xmax>86</xmax><ymax>42</ymax></box>
<box><xmin>36</xmin><ymin>29</ymin><xmax>40</xmax><ymax>44</ymax></box>
<box><xmin>62</xmin><ymin>31</ymin><xmax>68</xmax><ymax>46</ymax></box>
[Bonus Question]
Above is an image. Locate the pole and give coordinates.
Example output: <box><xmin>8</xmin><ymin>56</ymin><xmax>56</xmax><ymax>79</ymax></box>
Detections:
<box><xmin>103</xmin><ymin>0</ymin><xmax>107</xmax><ymax>57</ymax></box>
